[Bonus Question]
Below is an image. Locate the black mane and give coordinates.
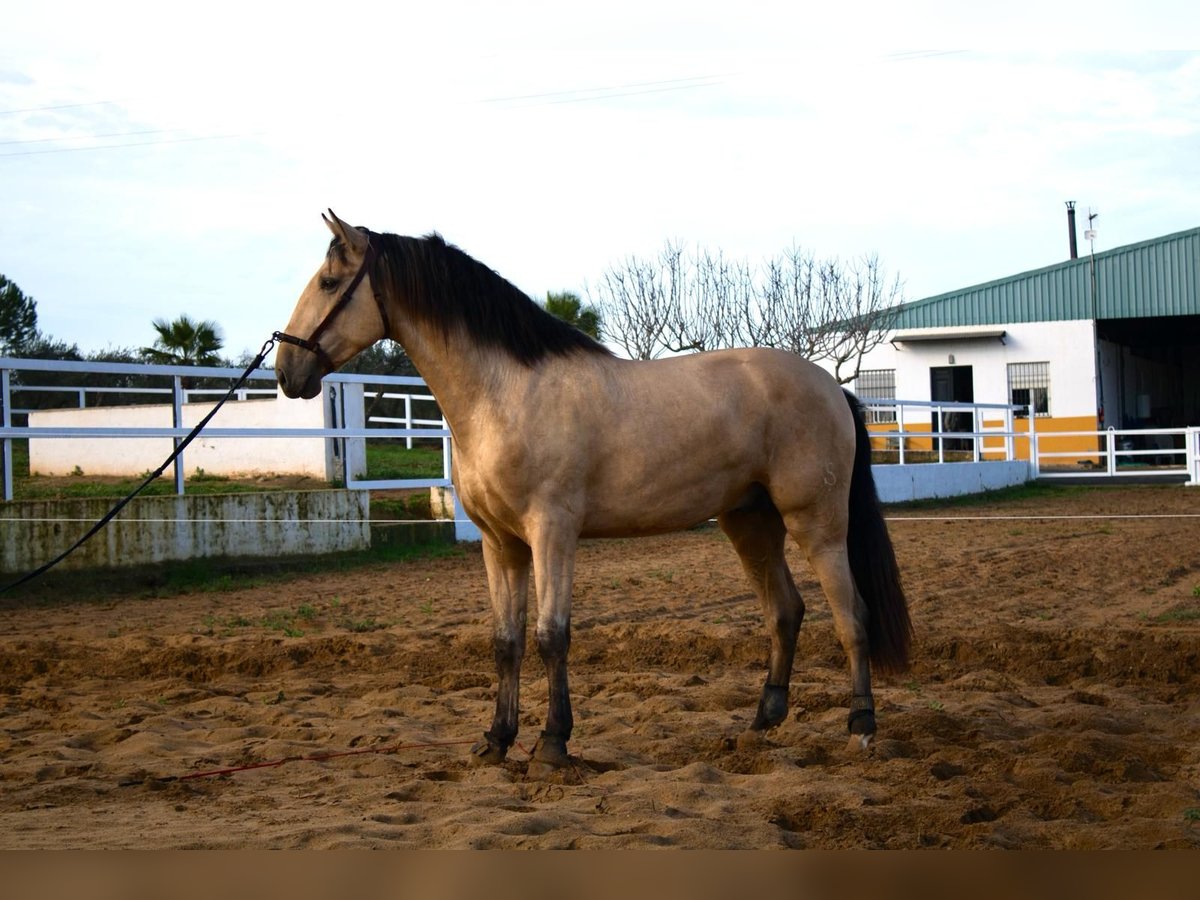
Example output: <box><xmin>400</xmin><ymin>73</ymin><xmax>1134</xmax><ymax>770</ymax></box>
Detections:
<box><xmin>352</xmin><ymin>231</ymin><xmax>610</xmax><ymax>366</ymax></box>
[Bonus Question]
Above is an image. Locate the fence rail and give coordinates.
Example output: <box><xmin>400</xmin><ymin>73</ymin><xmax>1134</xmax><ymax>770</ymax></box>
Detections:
<box><xmin>858</xmin><ymin>396</ymin><xmax>1027</xmax><ymax>465</ymax></box>
<box><xmin>1033</xmin><ymin>426</ymin><xmax>1200</xmax><ymax>483</ymax></box>
<box><xmin>0</xmin><ymin>356</ymin><xmax>452</xmax><ymax>501</ymax></box>
<box><xmin>4</xmin><ymin>358</ymin><xmax>1196</xmax><ymax>503</ymax></box>
<box><xmin>860</xmin><ymin>395</ymin><xmax>1198</xmax><ymax>485</ymax></box>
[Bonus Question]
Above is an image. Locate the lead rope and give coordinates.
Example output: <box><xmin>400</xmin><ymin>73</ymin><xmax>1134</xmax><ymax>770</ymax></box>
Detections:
<box><xmin>1</xmin><ymin>335</ymin><xmax>279</xmax><ymax>594</ymax></box>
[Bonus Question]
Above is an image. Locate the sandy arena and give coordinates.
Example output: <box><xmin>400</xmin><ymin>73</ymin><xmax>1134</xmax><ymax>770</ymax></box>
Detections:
<box><xmin>2</xmin><ymin>484</ymin><xmax>1199</xmax><ymax>848</ymax></box>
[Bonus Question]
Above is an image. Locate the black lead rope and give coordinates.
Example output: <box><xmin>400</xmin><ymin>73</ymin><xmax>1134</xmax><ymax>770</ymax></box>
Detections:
<box><xmin>1</xmin><ymin>335</ymin><xmax>279</xmax><ymax>594</ymax></box>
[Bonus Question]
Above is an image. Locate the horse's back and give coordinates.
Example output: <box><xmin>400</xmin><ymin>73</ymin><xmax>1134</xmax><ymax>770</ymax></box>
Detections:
<box><xmin>614</xmin><ymin>348</ymin><xmax>853</xmax><ymax>448</ymax></box>
<box><xmin>575</xmin><ymin>348</ymin><xmax>857</xmax><ymax>535</ymax></box>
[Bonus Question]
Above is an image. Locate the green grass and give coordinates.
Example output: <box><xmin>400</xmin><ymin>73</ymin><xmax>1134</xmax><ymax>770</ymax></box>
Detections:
<box><xmin>365</xmin><ymin>441</ymin><xmax>445</xmax><ymax>480</ymax></box>
<box><xmin>1151</xmin><ymin>607</ymin><xmax>1200</xmax><ymax>624</ymax></box>
<box><xmin>339</xmin><ymin>615</ymin><xmax>386</xmax><ymax>633</ymax></box>
<box><xmin>884</xmin><ymin>481</ymin><xmax>1089</xmax><ymax>511</ymax></box>
<box><xmin>371</xmin><ymin>492</ymin><xmax>433</xmax><ymax>521</ymax></box>
<box><xmin>200</xmin><ymin>601</ymin><xmax>394</xmax><ymax>638</ymax></box>
<box><xmin>2</xmin><ymin>439</ymin><xmax>446</xmax><ymax>501</ymax></box>
<box><xmin>2</xmin><ymin>540</ymin><xmax>463</xmax><ymax>607</ymax></box>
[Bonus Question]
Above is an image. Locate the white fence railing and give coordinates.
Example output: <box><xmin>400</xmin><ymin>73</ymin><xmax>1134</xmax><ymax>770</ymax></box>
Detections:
<box><xmin>0</xmin><ymin>357</ymin><xmax>451</xmax><ymax>501</ymax></box>
<box><xmin>1032</xmin><ymin>425</ymin><xmax>1200</xmax><ymax>483</ymax></box>
<box><xmin>3</xmin><ymin>359</ymin><xmax>1196</xmax><ymax>500</ymax></box>
<box><xmin>859</xmin><ymin>395</ymin><xmax>1198</xmax><ymax>485</ymax></box>
<box><xmin>858</xmin><ymin>397</ymin><xmax>1029</xmax><ymax>465</ymax></box>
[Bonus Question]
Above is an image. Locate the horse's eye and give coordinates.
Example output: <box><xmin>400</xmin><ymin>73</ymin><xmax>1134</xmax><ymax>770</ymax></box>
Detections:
<box><xmin>318</xmin><ymin>276</ymin><xmax>340</xmax><ymax>292</ymax></box>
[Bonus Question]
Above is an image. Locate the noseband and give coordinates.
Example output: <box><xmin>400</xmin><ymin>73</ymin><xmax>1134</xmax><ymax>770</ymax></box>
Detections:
<box><xmin>273</xmin><ymin>231</ymin><xmax>391</xmax><ymax>371</ymax></box>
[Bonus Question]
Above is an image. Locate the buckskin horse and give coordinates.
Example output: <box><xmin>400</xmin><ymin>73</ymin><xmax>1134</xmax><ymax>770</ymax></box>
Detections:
<box><xmin>275</xmin><ymin>211</ymin><xmax>912</xmax><ymax>775</ymax></box>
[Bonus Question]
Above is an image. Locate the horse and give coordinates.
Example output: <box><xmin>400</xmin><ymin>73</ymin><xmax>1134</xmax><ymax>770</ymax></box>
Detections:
<box><xmin>275</xmin><ymin>210</ymin><xmax>912</xmax><ymax>774</ymax></box>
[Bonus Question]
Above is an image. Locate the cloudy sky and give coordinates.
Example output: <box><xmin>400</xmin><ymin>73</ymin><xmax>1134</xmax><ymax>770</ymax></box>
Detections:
<box><xmin>3</xmin><ymin>2</ymin><xmax>1199</xmax><ymax>361</ymax></box>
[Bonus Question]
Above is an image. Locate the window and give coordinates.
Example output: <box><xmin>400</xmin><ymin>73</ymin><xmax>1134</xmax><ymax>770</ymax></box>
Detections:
<box><xmin>1008</xmin><ymin>362</ymin><xmax>1050</xmax><ymax>416</ymax></box>
<box><xmin>855</xmin><ymin>369</ymin><xmax>896</xmax><ymax>423</ymax></box>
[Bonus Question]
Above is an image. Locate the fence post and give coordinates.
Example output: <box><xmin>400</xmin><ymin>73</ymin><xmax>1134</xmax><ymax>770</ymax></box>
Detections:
<box><xmin>404</xmin><ymin>395</ymin><xmax>414</xmax><ymax>450</ymax></box>
<box><xmin>936</xmin><ymin>405</ymin><xmax>945</xmax><ymax>464</ymax></box>
<box><xmin>1004</xmin><ymin>406</ymin><xmax>1014</xmax><ymax>462</ymax></box>
<box><xmin>172</xmin><ymin>375</ymin><xmax>185</xmax><ymax>495</ymax></box>
<box><xmin>1028</xmin><ymin>406</ymin><xmax>1039</xmax><ymax>478</ymax></box>
<box><xmin>972</xmin><ymin>406</ymin><xmax>981</xmax><ymax>462</ymax></box>
<box><xmin>897</xmin><ymin>403</ymin><xmax>906</xmax><ymax>465</ymax></box>
<box><xmin>1106</xmin><ymin>426</ymin><xmax>1117</xmax><ymax>476</ymax></box>
<box><xmin>2</xmin><ymin>367</ymin><xmax>12</xmax><ymax>502</ymax></box>
<box><xmin>340</xmin><ymin>382</ymin><xmax>367</xmax><ymax>484</ymax></box>
<box><xmin>1187</xmin><ymin>427</ymin><xmax>1199</xmax><ymax>486</ymax></box>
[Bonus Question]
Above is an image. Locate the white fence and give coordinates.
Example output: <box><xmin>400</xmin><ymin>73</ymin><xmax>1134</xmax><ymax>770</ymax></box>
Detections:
<box><xmin>858</xmin><ymin>397</ymin><xmax>1028</xmax><ymax>465</ymax></box>
<box><xmin>859</xmin><ymin>396</ymin><xmax>1199</xmax><ymax>485</ymax></box>
<box><xmin>0</xmin><ymin>357</ymin><xmax>452</xmax><ymax>502</ymax></box>
<box><xmin>3</xmin><ymin>358</ymin><xmax>1195</xmax><ymax>509</ymax></box>
<box><xmin>1033</xmin><ymin>425</ymin><xmax>1200</xmax><ymax>483</ymax></box>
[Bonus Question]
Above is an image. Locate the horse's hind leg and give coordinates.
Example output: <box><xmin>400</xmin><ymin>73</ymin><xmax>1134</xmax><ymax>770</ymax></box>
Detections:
<box><xmin>786</xmin><ymin>512</ymin><xmax>876</xmax><ymax>750</ymax></box>
<box><xmin>719</xmin><ymin>494</ymin><xmax>804</xmax><ymax>732</ymax></box>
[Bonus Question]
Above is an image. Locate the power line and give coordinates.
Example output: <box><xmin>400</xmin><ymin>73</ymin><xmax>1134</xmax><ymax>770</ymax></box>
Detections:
<box><xmin>479</xmin><ymin>74</ymin><xmax>725</xmax><ymax>107</ymax></box>
<box><xmin>0</xmin><ymin>99</ymin><xmax>120</xmax><ymax>116</ymax></box>
<box><xmin>0</xmin><ymin>130</ymin><xmax>262</xmax><ymax>159</ymax></box>
<box><xmin>0</xmin><ymin>127</ymin><xmax>182</xmax><ymax>147</ymax></box>
<box><xmin>884</xmin><ymin>50</ymin><xmax>969</xmax><ymax>62</ymax></box>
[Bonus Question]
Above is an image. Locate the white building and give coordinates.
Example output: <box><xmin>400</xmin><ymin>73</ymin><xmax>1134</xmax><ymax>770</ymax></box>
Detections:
<box><xmin>843</xmin><ymin>226</ymin><xmax>1200</xmax><ymax>465</ymax></box>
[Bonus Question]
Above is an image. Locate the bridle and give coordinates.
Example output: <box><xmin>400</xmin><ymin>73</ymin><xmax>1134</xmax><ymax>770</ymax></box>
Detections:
<box><xmin>272</xmin><ymin>231</ymin><xmax>391</xmax><ymax>371</ymax></box>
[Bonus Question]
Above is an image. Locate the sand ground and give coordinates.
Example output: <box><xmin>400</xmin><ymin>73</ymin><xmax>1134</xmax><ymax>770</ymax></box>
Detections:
<box><xmin>2</xmin><ymin>484</ymin><xmax>1199</xmax><ymax>848</ymax></box>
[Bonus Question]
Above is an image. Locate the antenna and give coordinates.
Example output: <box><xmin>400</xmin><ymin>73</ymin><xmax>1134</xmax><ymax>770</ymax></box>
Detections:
<box><xmin>1085</xmin><ymin>208</ymin><xmax>1099</xmax><ymax>248</ymax></box>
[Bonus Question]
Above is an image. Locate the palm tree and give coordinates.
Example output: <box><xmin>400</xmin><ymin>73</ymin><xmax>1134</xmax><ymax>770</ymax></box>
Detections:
<box><xmin>141</xmin><ymin>315</ymin><xmax>225</xmax><ymax>366</ymax></box>
<box><xmin>544</xmin><ymin>291</ymin><xmax>601</xmax><ymax>340</ymax></box>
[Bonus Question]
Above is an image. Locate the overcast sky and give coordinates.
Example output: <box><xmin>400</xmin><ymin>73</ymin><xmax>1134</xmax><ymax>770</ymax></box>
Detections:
<box><xmin>3</xmin><ymin>2</ymin><xmax>1199</xmax><ymax>362</ymax></box>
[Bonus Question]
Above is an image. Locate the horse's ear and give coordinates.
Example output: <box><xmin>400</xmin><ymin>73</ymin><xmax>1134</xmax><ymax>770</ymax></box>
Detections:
<box><xmin>322</xmin><ymin>209</ymin><xmax>369</xmax><ymax>255</ymax></box>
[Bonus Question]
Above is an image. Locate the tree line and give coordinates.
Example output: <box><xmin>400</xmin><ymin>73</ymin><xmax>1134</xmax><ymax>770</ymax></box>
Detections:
<box><xmin>3</xmin><ymin>235</ymin><xmax>901</xmax><ymax>413</ymax></box>
<box><xmin>1</xmin><ymin>274</ymin><xmax>245</xmax><ymax>411</ymax></box>
<box><xmin>583</xmin><ymin>242</ymin><xmax>900</xmax><ymax>383</ymax></box>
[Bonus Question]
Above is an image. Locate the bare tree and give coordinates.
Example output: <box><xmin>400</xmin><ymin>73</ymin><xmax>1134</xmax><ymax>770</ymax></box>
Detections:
<box><xmin>590</xmin><ymin>253</ymin><xmax>670</xmax><ymax>361</ymax></box>
<box><xmin>588</xmin><ymin>243</ymin><xmax>901</xmax><ymax>381</ymax></box>
<box><xmin>812</xmin><ymin>254</ymin><xmax>903</xmax><ymax>384</ymax></box>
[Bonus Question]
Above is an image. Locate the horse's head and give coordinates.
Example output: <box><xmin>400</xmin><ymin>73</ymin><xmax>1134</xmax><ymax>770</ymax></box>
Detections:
<box><xmin>276</xmin><ymin>210</ymin><xmax>388</xmax><ymax>399</ymax></box>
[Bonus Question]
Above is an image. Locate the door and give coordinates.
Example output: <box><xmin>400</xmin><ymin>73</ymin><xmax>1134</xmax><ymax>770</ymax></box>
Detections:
<box><xmin>930</xmin><ymin>365</ymin><xmax>974</xmax><ymax>453</ymax></box>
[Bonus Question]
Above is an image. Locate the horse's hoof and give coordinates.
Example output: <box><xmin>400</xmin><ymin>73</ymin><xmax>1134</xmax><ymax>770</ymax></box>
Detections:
<box><xmin>751</xmin><ymin>684</ymin><xmax>789</xmax><ymax>731</ymax></box>
<box><xmin>846</xmin><ymin>732</ymin><xmax>874</xmax><ymax>753</ymax></box>
<box><xmin>525</xmin><ymin>734</ymin><xmax>570</xmax><ymax>778</ymax></box>
<box><xmin>469</xmin><ymin>736</ymin><xmax>508</xmax><ymax>766</ymax></box>
<box><xmin>736</xmin><ymin>729</ymin><xmax>767</xmax><ymax>751</ymax></box>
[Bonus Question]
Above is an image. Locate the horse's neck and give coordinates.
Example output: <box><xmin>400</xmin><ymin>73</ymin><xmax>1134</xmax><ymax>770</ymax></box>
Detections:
<box><xmin>389</xmin><ymin>319</ymin><xmax>513</xmax><ymax>443</ymax></box>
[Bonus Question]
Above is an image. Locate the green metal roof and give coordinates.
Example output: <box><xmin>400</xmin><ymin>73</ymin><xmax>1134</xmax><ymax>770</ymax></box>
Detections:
<box><xmin>892</xmin><ymin>226</ymin><xmax>1200</xmax><ymax>328</ymax></box>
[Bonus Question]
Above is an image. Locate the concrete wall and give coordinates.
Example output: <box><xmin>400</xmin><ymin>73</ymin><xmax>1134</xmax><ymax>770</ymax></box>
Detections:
<box><xmin>27</xmin><ymin>394</ymin><xmax>340</xmax><ymax>480</ymax></box>
<box><xmin>872</xmin><ymin>460</ymin><xmax>1031</xmax><ymax>504</ymax></box>
<box><xmin>0</xmin><ymin>490</ymin><xmax>369</xmax><ymax>573</ymax></box>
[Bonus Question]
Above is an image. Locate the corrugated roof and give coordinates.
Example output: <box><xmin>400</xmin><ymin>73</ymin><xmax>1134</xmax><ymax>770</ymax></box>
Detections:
<box><xmin>892</xmin><ymin>226</ymin><xmax>1200</xmax><ymax>328</ymax></box>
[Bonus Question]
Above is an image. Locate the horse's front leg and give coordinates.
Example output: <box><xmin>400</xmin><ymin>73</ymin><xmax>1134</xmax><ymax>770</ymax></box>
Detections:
<box><xmin>470</xmin><ymin>533</ymin><xmax>531</xmax><ymax>766</ymax></box>
<box><xmin>528</xmin><ymin>520</ymin><xmax>578</xmax><ymax>775</ymax></box>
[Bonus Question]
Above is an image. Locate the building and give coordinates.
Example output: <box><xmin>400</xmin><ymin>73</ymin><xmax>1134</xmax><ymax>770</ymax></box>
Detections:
<box><xmin>848</xmin><ymin>225</ymin><xmax>1200</xmax><ymax>466</ymax></box>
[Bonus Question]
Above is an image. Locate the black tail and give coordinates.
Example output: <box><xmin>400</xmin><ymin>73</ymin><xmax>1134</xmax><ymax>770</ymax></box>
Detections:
<box><xmin>844</xmin><ymin>390</ymin><xmax>913</xmax><ymax>674</ymax></box>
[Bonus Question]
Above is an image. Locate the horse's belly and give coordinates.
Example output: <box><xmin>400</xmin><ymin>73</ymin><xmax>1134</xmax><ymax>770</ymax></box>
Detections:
<box><xmin>579</xmin><ymin>469</ymin><xmax>755</xmax><ymax>538</ymax></box>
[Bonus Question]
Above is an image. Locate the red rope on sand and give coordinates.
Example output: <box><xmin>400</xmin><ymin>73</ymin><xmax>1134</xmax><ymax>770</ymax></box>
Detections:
<box><xmin>145</xmin><ymin>738</ymin><xmax>479</xmax><ymax>784</ymax></box>
<box><xmin>119</xmin><ymin>737</ymin><xmax>555</xmax><ymax>786</ymax></box>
